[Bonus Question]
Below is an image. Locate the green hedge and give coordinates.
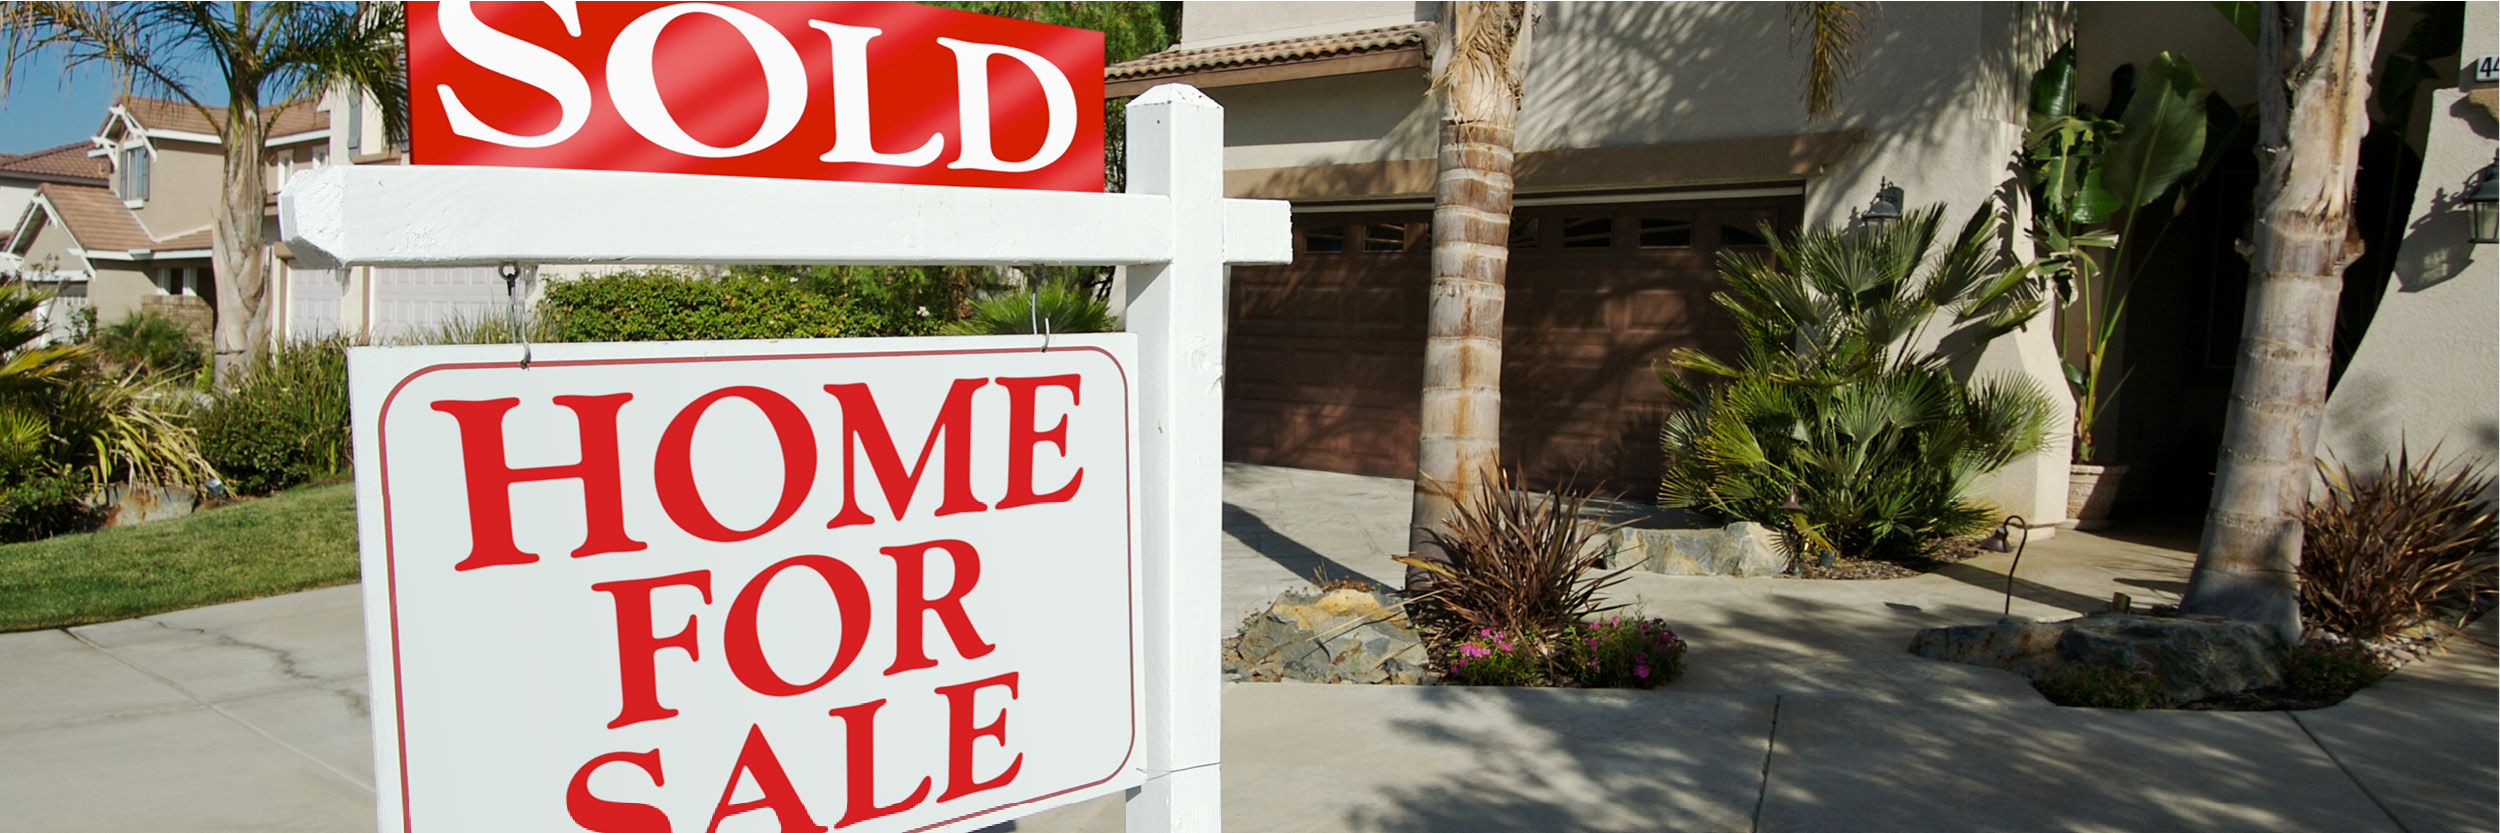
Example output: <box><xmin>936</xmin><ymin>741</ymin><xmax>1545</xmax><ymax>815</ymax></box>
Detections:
<box><xmin>541</xmin><ymin>272</ymin><xmax>870</xmax><ymax>342</ymax></box>
<box><xmin>198</xmin><ymin>338</ymin><xmax>350</xmax><ymax>496</ymax></box>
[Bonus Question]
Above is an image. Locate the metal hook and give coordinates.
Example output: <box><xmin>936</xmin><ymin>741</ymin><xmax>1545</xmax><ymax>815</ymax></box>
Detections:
<box><xmin>499</xmin><ymin>261</ymin><xmax>532</xmax><ymax>369</ymax></box>
<box><xmin>1027</xmin><ymin>264</ymin><xmax>1051</xmax><ymax>352</ymax></box>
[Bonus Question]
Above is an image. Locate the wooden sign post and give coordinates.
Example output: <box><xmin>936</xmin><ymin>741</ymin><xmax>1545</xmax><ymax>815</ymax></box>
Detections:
<box><xmin>286</xmin><ymin>83</ymin><xmax>1283</xmax><ymax>833</ymax></box>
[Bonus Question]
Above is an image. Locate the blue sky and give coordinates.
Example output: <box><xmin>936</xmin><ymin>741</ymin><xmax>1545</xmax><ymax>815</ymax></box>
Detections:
<box><xmin>1</xmin><ymin>50</ymin><xmax>226</xmax><ymax>154</ymax></box>
<box><xmin>0</xmin><ymin>58</ymin><xmax>123</xmax><ymax>154</ymax></box>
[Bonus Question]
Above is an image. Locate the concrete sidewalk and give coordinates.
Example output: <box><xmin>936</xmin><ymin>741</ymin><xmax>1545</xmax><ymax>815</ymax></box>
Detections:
<box><xmin>3</xmin><ymin>464</ymin><xmax>2492</xmax><ymax>832</ymax></box>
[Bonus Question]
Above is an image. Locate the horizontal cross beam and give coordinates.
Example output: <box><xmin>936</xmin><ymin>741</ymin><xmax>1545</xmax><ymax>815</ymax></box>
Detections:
<box><xmin>278</xmin><ymin>164</ymin><xmax>1289</xmax><ymax>269</ymax></box>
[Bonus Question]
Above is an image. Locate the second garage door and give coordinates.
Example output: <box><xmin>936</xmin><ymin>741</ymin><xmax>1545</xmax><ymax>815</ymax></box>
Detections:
<box><xmin>1226</xmin><ymin>193</ymin><xmax>1801</xmax><ymax>496</ymax></box>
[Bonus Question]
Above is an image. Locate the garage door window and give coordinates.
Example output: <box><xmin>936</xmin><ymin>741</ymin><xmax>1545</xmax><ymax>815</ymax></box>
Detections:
<box><xmin>1638</xmin><ymin>218</ymin><xmax>1693</xmax><ymax>248</ymax></box>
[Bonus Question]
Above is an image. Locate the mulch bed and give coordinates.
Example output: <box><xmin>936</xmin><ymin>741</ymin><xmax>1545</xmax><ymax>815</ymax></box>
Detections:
<box><xmin>1780</xmin><ymin>536</ymin><xmax>1988</xmax><ymax>580</ymax></box>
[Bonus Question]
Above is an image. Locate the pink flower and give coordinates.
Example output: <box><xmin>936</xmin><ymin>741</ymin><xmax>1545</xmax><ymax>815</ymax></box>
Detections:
<box><xmin>1635</xmin><ymin>665</ymin><xmax>1650</xmax><ymax>678</ymax></box>
<box><xmin>1459</xmin><ymin>643</ymin><xmax>1490</xmax><ymax>658</ymax></box>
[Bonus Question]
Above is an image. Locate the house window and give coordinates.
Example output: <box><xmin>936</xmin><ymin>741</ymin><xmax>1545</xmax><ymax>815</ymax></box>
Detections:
<box><xmin>1637</xmin><ymin>218</ymin><xmax>1693</xmax><ymax>248</ymax></box>
<box><xmin>1720</xmin><ymin>225</ymin><xmax>1770</xmax><ymax>247</ymax></box>
<box><xmin>1562</xmin><ymin>217</ymin><xmax>1613</xmax><ymax>249</ymax></box>
<box><xmin>161</xmin><ymin>267</ymin><xmax>195</xmax><ymax>297</ymax></box>
<box><xmin>1509</xmin><ymin>217</ymin><xmax>1541</xmax><ymax>250</ymax></box>
<box><xmin>121</xmin><ymin>146</ymin><xmax>150</xmax><ymax>201</ymax></box>
<box><xmin>1303</xmin><ymin>225</ymin><xmax>1346</xmax><ymax>254</ymax></box>
<box><xmin>347</xmin><ymin>97</ymin><xmax>364</xmax><ymax>156</ymax></box>
<box><xmin>1362</xmin><ymin>223</ymin><xmax>1407</xmax><ymax>252</ymax></box>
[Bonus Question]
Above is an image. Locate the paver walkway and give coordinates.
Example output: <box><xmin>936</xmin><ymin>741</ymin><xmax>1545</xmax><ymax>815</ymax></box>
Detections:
<box><xmin>2</xmin><ymin>464</ymin><xmax>2492</xmax><ymax>832</ymax></box>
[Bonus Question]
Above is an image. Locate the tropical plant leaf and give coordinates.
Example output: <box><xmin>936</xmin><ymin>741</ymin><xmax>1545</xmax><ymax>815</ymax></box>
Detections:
<box><xmin>2103</xmin><ymin>52</ymin><xmax>2210</xmax><ymax>210</ymax></box>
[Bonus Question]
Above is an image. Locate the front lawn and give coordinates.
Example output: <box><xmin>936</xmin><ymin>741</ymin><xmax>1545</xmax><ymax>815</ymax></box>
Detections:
<box><xmin>0</xmin><ymin>483</ymin><xmax>360</xmax><ymax>632</ymax></box>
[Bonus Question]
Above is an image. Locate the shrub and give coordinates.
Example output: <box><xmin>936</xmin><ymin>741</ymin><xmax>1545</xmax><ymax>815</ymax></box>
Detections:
<box><xmin>1566</xmin><ymin>617</ymin><xmax>1688</xmax><ymax>689</ymax></box>
<box><xmin>2034</xmin><ymin>661</ymin><xmax>2164</xmax><ymax>709</ymax></box>
<box><xmin>2</xmin><ymin>282</ymin><xmax>206</xmax><ymax>542</ymax></box>
<box><xmin>1400</xmin><ymin>468</ymin><xmax>1634</xmax><ymax>638</ymax></box>
<box><xmin>737</xmin><ymin>264</ymin><xmax>976</xmax><ymax>337</ymax></box>
<box><xmin>940</xmin><ymin>280</ymin><xmax>1118</xmax><ymax>336</ymax></box>
<box><xmin>199</xmin><ymin>337</ymin><xmax>349</xmax><ymax>495</ymax></box>
<box><xmin>2284</xmin><ymin>638</ymin><xmax>2390</xmax><ymax>701</ymax></box>
<box><xmin>92</xmin><ymin>312</ymin><xmax>206</xmax><ymax>378</ymax></box>
<box><xmin>539</xmin><ymin>271</ymin><xmax>869</xmax><ymax>342</ymax></box>
<box><xmin>1445</xmin><ymin>628</ymin><xmax>1544</xmax><ymax>686</ymax></box>
<box><xmin>1656</xmin><ymin>203</ymin><xmax>2051</xmax><ymax>560</ymax></box>
<box><xmin>2298</xmin><ymin>448</ymin><xmax>2497</xmax><ymax>641</ymax></box>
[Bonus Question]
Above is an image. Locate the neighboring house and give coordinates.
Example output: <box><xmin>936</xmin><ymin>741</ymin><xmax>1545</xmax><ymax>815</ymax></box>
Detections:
<box><xmin>4</xmin><ymin>92</ymin><xmax>521</xmax><ymax>348</ymax></box>
<box><xmin>0</xmin><ymin>141</ymin><xmax>110</xmax><ymax>341</ymax></box>
<box><xmin>5</xmin><ymin>96</ymin><xmax>327</xmax><ymax>341</ymax></box>
<box><xmin>1106</xmin><ymin>2</ymin><xmax>2496</xmax><ymax>524</ymax></box>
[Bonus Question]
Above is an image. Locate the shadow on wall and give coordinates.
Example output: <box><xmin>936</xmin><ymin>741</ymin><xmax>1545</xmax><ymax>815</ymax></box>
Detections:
<box><xmin>2396</xmin><ymin>98</ymin><xmax>2500</xmax><ymax>293</ymax></box>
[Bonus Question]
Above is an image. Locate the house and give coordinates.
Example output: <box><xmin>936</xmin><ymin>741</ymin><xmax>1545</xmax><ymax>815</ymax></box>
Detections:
<box><xmin>0</xmin><ymin>141</ymin><xmax>110</xmax><ymax>341</ymax></box>
<box><xmin>1104</xmin><ymin>2</ymin><xmax>2497</xmax><ymax>524</ymax></box>
<box><xmin>5</xmin><ymin>92</ymin><xmax>521</xmax><ymax>348</ymax></box>
<box><xmin>5</xmin><ymin>97</ymin><xmax>327</xmax><ymax>341</ymax></box>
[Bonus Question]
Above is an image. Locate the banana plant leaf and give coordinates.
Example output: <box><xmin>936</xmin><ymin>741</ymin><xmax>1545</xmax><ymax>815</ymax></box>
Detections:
<box><xmin>2103</xmin><ymin>52</ymin><xmax>2209</xmax><ymax>211</ymax></box>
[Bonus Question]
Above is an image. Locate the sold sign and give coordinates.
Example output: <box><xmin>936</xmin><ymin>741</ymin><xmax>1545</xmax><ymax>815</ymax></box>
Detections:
<box><xmin>407</xmin><ymin>1</ymin><xmax>1106</xmax><ymax>191</ymax></box>
<box><xmin>353</xmin><ymin>338</ymin><xmax>1140</xmax><ymax>833</ymax></box>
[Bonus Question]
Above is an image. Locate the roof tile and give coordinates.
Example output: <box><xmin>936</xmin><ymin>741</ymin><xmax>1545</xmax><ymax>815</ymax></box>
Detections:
<box><xmin>0</xmin><ymin>141</ymin><xmax>109</xmax><ymax>183</ymax></box>
<box><xmin>1107</xmin><ymin>23</ymin><xmax>1431</xmax><ymax>81</ymax></box>
<box><xmin>114</xmin><ymin>96</ymin><xmax>328</xmax><ymax>141</ymax></box>
<box><xmin>36</xmin><ymin>182</ymin><xmax>162</xmax><ymax>253</ymax></box>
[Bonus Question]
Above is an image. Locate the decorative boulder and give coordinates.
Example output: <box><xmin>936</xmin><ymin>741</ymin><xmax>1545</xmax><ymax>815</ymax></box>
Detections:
<box><xmin>1226</xmin><ymin>587</ymin><xmax>1429</xmax><ymax>685</ymax></box>
<box><xmin>1910</xmin><ymin>613</ymin><xmax>2288</xmax><ymax>704</ymax></box>
<box><xmin>1611</xmin><ymin>521</ymin><xmax>1789</xmax><ymax>577</ymax></box>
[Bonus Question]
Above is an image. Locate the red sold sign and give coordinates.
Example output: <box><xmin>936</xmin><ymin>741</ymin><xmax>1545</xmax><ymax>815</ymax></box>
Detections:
<box><xmin>408</xmin><ymin>1</ymin><xmax>1106</xmax><ymax>191</ymax></box>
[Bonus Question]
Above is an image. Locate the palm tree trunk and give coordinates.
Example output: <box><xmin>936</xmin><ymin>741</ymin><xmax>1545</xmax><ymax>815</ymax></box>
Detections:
<box><xmin>212</xmin><ymin>91</ymin><xmax>271</xmax><ymax>376</ymax></box>
<box><xmin>1407</xmin><ymin>1</ymin><xmax>1531</xmax><ymax>589</ymax></box>
<box><xmin>2179</xmin><ymin>1</ymin><xmax>2383</xmax><ymax>642</ymax></box>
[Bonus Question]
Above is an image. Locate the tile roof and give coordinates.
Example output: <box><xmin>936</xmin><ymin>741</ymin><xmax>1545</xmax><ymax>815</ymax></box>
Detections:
<box><xmin>29</xmin><ymin>182</ymin><xmax>212</xmax><ymax>254</ymax></box>
<box><xmin>1106</xmin><ymin>23</ymin><xmax>1431</xmax><ymax>82</ymax></box>
<box><xmin>0</xmin><ymin>141</ymin><xmax>110</xmax><ymax>183</ymax></box>
<box><xmin>114</xmin><ymin>96</ymin><xmax>328</xmax><ymax>141</ymax></box>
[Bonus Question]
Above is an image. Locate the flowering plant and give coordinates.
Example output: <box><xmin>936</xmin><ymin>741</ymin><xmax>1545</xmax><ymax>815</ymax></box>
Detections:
<box><xmin>1444</xmin><ymin>628</ymin><xmax>1544</xmax><ymax>687</ymax></box>
<box><xmin>1566</xmin><ymin>617</ymin><xmax>1688</xmax><ymax>689</ymax></box>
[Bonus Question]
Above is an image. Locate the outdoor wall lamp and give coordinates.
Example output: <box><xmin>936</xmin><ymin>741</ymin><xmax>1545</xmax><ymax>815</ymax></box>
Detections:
<box><xmin>2468</xmin><ymin>156</ymin><xmax>2498</xmax><ymax>245</ymax></box>
<box><xmin>1862</xmin><ymin>180</ymin><xmax>1905</xmax><ymax>225</ymax></box>
<box><xmin>1980</xmin><ymin>515</ymin><xmax>2031</xmax><ymax>619</ymax></box>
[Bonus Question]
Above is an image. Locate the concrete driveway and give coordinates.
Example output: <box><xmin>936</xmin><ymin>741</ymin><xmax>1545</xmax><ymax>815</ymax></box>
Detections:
<box><xmin>4</xmin><ymin>465</ymin><xmax>2493</xmax><ymax>832</ymax></box>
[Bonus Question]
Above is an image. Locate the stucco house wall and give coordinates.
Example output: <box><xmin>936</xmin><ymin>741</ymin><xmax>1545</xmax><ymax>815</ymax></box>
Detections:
<box><xmin>121</xmin><ymin>138</ymin><xmax>224</xmax><ymax>240</ymax></box>
<box><xmin>1165</xmin><ymin>1</ymin><xmax>2079</xmax><ymax>525</ymax></box>
<box><xmin>2318</xmin><ymin>1</ymin><xmax>2500</xmax><ymax>484</ymax></box>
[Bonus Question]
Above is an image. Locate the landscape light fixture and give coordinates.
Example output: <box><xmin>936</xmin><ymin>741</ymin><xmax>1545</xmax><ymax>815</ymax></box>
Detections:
<box><xmin>2469</xmin><ymin>156</ymin><xmax>2498</xmax><ymax>245</ymax></box>
<box><xmin>1863</xmin><ymin>180</ymin><xmax>1905</xmax><ymax>225</ymax></box>
<box><xmin>1980</xmin><ymin>515</ymin><xmax>2031</xmax><ymax>619</ymax></box>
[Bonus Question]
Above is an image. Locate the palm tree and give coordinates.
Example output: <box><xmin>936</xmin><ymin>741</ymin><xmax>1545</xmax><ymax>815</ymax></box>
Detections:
<box><xmin>1</xmin><ymin>2</ymin><xmax>407</xmax><ymax>372</ymax></box>
<box><xmin>2178</xmin><ymin>1</ymin><xmax>2385</xmax><ymax>642</ymax></box>
<box><xmin>1407</xmin><ymin>1</ymin><xmax>1533</xmax><ymax>589</ymax></box>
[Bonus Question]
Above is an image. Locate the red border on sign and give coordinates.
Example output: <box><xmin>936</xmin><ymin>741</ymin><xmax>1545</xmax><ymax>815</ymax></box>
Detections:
<box><xmin>372</xmin><ymin>344</ymin><xmax>1138</xmax><ymax>832</ymax></box>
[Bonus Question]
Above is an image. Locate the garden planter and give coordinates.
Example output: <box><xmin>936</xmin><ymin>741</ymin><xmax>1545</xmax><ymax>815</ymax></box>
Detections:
<box><xmin>2067</xmin><ymin>462</ymin><xmax>2129</xmax><ymax>530</ymax></box>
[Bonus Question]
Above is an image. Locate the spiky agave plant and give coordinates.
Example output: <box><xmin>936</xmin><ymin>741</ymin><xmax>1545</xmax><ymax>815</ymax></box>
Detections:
<box><xmin>1656</xmin><ymin>203</ymin><xmax>2051</xmax><ymax>560</ymax></box>
<box><xmin>1398</xmin><ymin>468</ymin><xmax>1636</xmax><ymax>643</ymax></box>
<box><xmin>2299</xmin><ymin>447</ymin><xmax>2497</xmax><ymax>641</ymax></box>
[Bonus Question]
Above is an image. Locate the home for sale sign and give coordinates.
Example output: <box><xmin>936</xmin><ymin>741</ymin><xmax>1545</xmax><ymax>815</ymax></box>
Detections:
<box><xmin>350</xmin><ymin>337</ymin><xmax>1140</xmax><ymax>833</ymax></box>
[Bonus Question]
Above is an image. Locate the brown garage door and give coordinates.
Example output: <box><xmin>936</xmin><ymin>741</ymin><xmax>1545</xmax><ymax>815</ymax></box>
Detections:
<box><xmin>1226</xmin><ymin>194</ymin><xmax>1800</xmax><ymax>496</ymax></box>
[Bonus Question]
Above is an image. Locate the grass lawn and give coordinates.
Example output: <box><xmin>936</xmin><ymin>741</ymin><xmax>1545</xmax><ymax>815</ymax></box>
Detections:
<box><xmin>0</xmin><ymin>483</ymin><xmax>359</xmax><ymax>632</ymax></box>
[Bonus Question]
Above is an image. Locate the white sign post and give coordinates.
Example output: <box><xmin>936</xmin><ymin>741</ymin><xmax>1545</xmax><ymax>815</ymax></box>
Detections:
<box><xmin>287</xmin><ymin>85</ymin><xmax>1286</xmax><ymax>833</ymax></box>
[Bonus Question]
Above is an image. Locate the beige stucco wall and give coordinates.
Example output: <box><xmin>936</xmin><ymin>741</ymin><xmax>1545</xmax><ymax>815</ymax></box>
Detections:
<box><xmin>15</xmin><ymin>212</ymin><xmax>82</xmax><ymax>276</ymax></box>
<box><xmin>87</xmin><ymin>264</ymin><xmax>159</xmax><ymax>323</ymax></box>
<box><xmin>1181</xmin><ymin>1</ymin><xmax>1427</xmax><ymax>49</ymax></box>
<box><xmin>1191</xmin><ymin>1</ymin><xmax>2078</xmax><ymax>525</ymax></box>
<box><xmin>2319</xmin><ymin>1</ymin><xmax>2500</xmax><ymax>482</ymax></box>
<box><xmin>123</xmin><ymin>138</ymin><xmax>223</xmax><ymax>240</ymax></box>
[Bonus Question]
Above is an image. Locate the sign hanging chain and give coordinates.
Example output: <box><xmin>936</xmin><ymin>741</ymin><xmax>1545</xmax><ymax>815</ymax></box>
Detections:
<box><xmin>499</xmin><ymin>262</ymin><xmax>533</xmax><ymax>368</ymax></box>
<box><xmin>1027</xmin><ymin>263</ymin><xmax>1051</xmax><ymax>352</ymax></box>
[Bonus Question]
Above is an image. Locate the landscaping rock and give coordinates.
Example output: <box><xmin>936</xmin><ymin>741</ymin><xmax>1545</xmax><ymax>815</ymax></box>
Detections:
<box><xmin>1910</xmin><ymin>613</ymin><xmax>2289</xmax><ymax>704</ymax></box>
<box><xmin>1611</xmin><ymin>522</ymin><xmax>1789</xmax><ymax>577</ymax></box>
<box><xmin>1226</xmin><ymin>587</ymin><xmax>1429</xmax><ymax>684</ymax></box>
